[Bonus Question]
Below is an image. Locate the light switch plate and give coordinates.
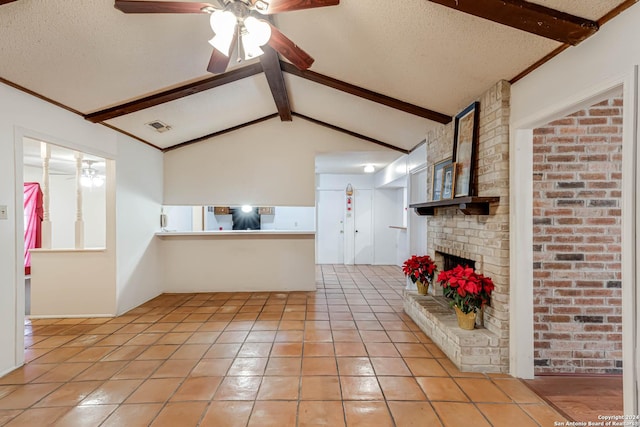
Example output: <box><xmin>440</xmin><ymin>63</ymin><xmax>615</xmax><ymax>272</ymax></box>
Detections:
<box><xmin>0</xmin><ymin>205</ymin><xmax>7</xmax><ymax>220</ymax></box>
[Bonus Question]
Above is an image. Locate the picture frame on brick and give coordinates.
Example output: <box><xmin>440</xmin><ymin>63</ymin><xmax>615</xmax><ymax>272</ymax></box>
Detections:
<box><xmin>431</xmin><ymin>158</ymin><xmax>452</xmax><ymax>201</ymax></box>
<box><xmin>442</xmin><ymin>163</ymin><xmax>456</xmax><ymax>199</ymax></box>
<box><xmin>452</xmin><ymin>101</ymin><xmax>480</xmax><ymax>197</ymax></box>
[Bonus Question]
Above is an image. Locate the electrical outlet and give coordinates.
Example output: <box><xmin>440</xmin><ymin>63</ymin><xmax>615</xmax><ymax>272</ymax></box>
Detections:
<box><xmin>0</xmin><ymin>205</ymin><xmax>7</xmax><ymax>220</ymax></box>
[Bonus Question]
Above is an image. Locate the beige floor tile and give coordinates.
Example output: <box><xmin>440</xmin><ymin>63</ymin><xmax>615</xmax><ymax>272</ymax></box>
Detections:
<box><xmin>403</xmin><ymin>358</ymin><xmax>448</xmax><ymax>376</ymax></box>
<box><xmin>51</xmin><ymin>404</ymin><xmax>117</xmax><ymax>427</ymax></box>
<box><xmin>3</xmin><ymin>407</ymin><xmax>69</xmax><ymax>427</ymax></box>
<box><xmin>191</xmin><ymin>358</ymin><xmax>233</xmax><ymax>377</ymax></box>
<box><xmin>477</xmin><ymin>403</ymin><xmax>540</xmax><ymax>426</ymax></box>
<box><xmin>101</xmin><ymin>403</ymin><xmax>163</xmax><ymax>427</ymax></box>
<box><xmin>388</xmin><ymin>401</ymin><xmax>443</xmax><ymax>427</ymax></box>
<box><xmin>0</xmin><ymin>383</ymin><xmax>62</xmax><ymax>409</ymax></box>
<box><xmin>151</xmin><ymin>359</ymin><xmax>198</xmax><ymax>378</ymax></box>
<box><xmin>169</xmin><ymin>344</ymin><xmax>211</xmax><ymax>360</ymax></box>
<box><xmin>227</xmin><ymin>357</ymin><xmax>268</xmax><ymax>376</ymax></box>
<box><xmin>301</xmin><ymin>376</ymin><xmax>341</xmax><ymax>400</ymax></box>
<box><xmin>493</xmin><ymin>378</ymin><xmax>544</xmax><ymax>403</ymax></box>
<box><xmin>301</xmin><ymin>357</ymin><xmax>338</xmax><ymax>375</ymax></box>
<box><xmin>298</xmin><ymin>401</ymin><xmax>345</xmax><ymax>427</ymax></box>
<box><xmin>214</xmin><ymin>376</ymin><xmax>262</xmax><ymax>400</ymax></box>
<box><xmin>520</xmin><ymin>403</ymin><xmax>570</xmax><ymax>425</ymax></box>
<box><xmin>170</xmin><ymin>376</ymin><xmax>223</xmax><ymax>401</ymax></box>
<box><xmin>149</xmin><ymin>401</ymin><xmax>208</xmax><ymax>426</ymax></box>
<box><xmin>364</xmin><ymin>343</ymin><xmax>401</xmax><ymax>357</ymax></box>
<box><xmin>271</xmin><ymin>342</ymin><xmax>303</xmax><ymax>357</ymax></box>
<box><xmin>264</xmin><ymin>357</ymin><xmax>302</xmax><ymax>376</ymax></box>
<box><xmin>344</xmin><ymin>401</ymin><xmax>394</xmax><ymax>427</ymax></box>
<box><xmin>370</xmin><ymin>357</ymin><xmax>412</xmax><ymax>376</ymax></box>
<box><xmin>334</xmin><ymin>342</ymin><xmax>368</xmax><ymax>357</ymax></box>
<box><xmin>416</xmin><ymin>377</ymin><xmax>469</xmax><ymax>402</ymax></box>
<box><xmin>303</xmin><ymin>342</ymin><xmax>335</xmax><ymax>357</ymax></box>
<box><xmin>337</xmin><ymin>357</ymin><xmax>375</xmax><ymax>376</ymax></box>
<box><xmin>247</xmin><ymin>401</ymin><xmax>298</xmax><ymax>427</ymax></box>
<box><xmin>124</xmin><ymin>378</ymin><xmax>182</xmax><ymax>404</ymax></box>
<box><xmin>378</xmin><ymin>376</ymin><xmax>426</xmax><ymax>400</ymax></box>
<box><xmin>34</xmin><ymin>381</ymin><xmax>102</xmax><ymax>407</ymax></box>
<box><xmin>81</xmin><ymin>379</ymin><xmax>143</xmax><ymax>405</ymax></box>
<box><xmin>340</xmin><ymin>376</ymin><xmax>383</xmax><ymax>400</ymax></box>
<box><xmin>257</xmin><ymin>376</ymin><xmax>300</xmax><ymax>400</ymax></box>
<box><xmin>455</xmin><ymin>378</ymin><xmax>512</xmax><ymax>403</ymax></box>
<box><xmin>431</xmin><ymin>402</ymin><xmax>492</xmax><ymax>427</ymax></box>
<box><xmin>111</xmin><ymin>360</ymin><xmax>163</xmax><ymax>380</ymax></box>
<box><xmin>73</xmin><ymin>361</ymin><xmax>128</xmax><ymax>381</ymax></box>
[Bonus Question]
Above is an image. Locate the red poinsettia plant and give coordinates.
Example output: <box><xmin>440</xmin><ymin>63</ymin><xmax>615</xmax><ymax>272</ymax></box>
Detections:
<box><xmin>437</xmin><ymin>265</ymin><xmax>495</xmax><ymax>314</ymax></box>
<box><xmin>402</xmin><ymin>255</ymin><xmax>437</xmax><ymax>285</ymax></box>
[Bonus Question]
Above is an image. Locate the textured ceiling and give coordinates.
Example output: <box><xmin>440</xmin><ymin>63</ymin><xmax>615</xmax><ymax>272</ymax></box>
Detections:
<box><xmin>0</xmin><ymin>0</ymin><xmax>631</xmax><ymax>172</ymax></box>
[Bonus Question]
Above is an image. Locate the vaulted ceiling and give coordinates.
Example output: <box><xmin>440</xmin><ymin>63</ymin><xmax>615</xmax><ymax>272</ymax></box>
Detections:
<box><xmin>0</xmin><ymin>0</ymin><xmax>634</xmax><ymax>162</ymax></box>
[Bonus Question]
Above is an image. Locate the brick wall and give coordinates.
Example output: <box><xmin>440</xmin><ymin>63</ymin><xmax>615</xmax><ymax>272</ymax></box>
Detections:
<box><xmin>422</xmin><ymin>80</ymin><xmax>511</xmax><ymax>372</ymax></box>
<box><xmin>532</xmin><ymin>95</ymin><xmax>623</xmax><ymax>374</ymax></box>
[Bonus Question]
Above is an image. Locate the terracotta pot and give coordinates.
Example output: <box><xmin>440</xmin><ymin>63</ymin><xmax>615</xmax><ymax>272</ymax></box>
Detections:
<box><xmin>415</xmin><ymin>280</ymin><xmax>429</xmax><ymax>295</ymax></box>
<box><xmin>454</xmin><ymin>305</ymin><xmax>476</xmax><ymax>330</ymax></box>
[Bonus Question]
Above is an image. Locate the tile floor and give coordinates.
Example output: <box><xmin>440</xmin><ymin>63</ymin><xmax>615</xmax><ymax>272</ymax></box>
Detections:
<box><xmin>0</xmin><ymin>265</ymin><xmax>568</xmax><ymax>426</ymax></box>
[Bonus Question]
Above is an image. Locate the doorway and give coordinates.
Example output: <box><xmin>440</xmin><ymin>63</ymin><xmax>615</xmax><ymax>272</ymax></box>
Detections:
<box><xmin>511</xmin><ymin>73</ymin><xmax>638</xmax><ymax>413</ymax></box>
<box><xmin>316</xmin><ymin>188</ymin><xmax>373</xmax><ymax>265</ymax></box>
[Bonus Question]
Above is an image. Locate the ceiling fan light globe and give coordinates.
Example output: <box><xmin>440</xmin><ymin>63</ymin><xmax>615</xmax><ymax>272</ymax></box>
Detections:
<box><xmin>210</xmin><ymin>10</ymin><xmax>237</xmax><ymax>36</ymax></box>
<box><xmin>243</xmin><ymin>16</ymin><xmax>271</xmax><ymax>46</ymax></box>
<box><xmin>80</xmin><ymin>176</ymin><xmax>93</xmax><ymax>188</ymax></box>
<box><xmin>92</xmin><ymin>176</ymin><xmax>105</xmax><ymax>187</ymax></box>
<box><xmin>241</xmin><ymin>32</ymin><xmax>264</xmax><ymax>60</ymax></box>
<box><xmin>209</xmin><ymin>34</ymin><xmax>234</xmax><ymax>56</ymax></box>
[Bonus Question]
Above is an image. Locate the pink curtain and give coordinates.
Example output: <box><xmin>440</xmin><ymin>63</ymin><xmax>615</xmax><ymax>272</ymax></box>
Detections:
<box><xmin>24</xmin><ymin>182</ymin><xmax>43</xmax><ymax>275</ymax></box>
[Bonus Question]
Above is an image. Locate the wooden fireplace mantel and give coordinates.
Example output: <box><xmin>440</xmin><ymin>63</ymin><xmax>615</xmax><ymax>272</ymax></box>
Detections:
<box><xmin>410</xmin><ymin>197</ymin><xmax>500</xmax><ymax>216</ymax></box>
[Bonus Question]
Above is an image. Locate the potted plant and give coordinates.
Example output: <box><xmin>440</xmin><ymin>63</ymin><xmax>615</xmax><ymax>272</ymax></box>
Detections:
<box><xmin>402</xmin><ymin>255</ymin><xmax>437</xmax><ymax>295</ymax></box>
<box><xmin>437</xmin><ymin>265</ymin><xmax>494</xmax><ymax>330</ymax></box>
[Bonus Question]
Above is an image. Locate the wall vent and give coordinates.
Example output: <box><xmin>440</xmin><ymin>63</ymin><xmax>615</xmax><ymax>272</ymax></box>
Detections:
<box><xmin>146</xmin><ymin>120</ymin><xmax>172</xmax><ymax>133</ymax></box>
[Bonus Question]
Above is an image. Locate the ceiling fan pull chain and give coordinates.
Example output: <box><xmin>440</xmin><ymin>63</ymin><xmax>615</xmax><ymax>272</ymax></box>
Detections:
<box><xmin>236</xmin><ymin>21</ymin><xmax>243</xmax><ymax>62</ymax></box>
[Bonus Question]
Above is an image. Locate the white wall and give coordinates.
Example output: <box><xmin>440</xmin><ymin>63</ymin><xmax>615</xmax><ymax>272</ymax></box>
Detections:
<box><xmin>0</xmin><ymin>81</ymin><xmax>120</xmax><ymax>375</ymax></box>
<box><xmin>261</xmin><ymin>207</ymin><xmax>315</xmax><ymax>231</ymax></box>
<box><xmin>0</xmin><ymin>80</ymin><xmax>163</xmax><ymax>374</ymax></box>
<box><xmin>115</xmin><ymin>135</ymin><xmax>164</xmax><ymax>315</ymax></box>
<box><xmin>510</xmin><ymin>3</ymin><xmax>639</xmax><ymax>411</ymax></box>
<box><xmin>164</xmin><ymin>118</ymin><xmax>391</xmax><ymax>207</ymax></box>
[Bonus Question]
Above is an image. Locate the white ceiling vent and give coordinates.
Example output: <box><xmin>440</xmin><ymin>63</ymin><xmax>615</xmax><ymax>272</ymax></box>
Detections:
<box><xmin>146</xmin><ymin>120</ymin><xmax>172</xmax><ymax>133</ymax></box>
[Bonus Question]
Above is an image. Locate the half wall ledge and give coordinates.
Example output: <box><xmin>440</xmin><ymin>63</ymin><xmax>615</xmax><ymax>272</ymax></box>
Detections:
<box><xmin>403</xmin><ymin>291</ymin><xmax>507</xmax><ymax>373</ymax></box>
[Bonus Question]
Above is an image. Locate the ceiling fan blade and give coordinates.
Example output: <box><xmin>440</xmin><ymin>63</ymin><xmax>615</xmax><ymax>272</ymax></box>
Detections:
<box><xmin>207</xmin><ymin>48</ymin><xmax>232</xmax><ymax>74</ymax></box>
<box><xmin>114</xmin><ymin>1</ymin><xmax>216</xmax><ymax>13</ymax></box>
<box><xmin>267</xmin><ymin>24</ymin><xmax>314</xmax><ymax>70</ymax></box>
<box><xmin>254</xmin><ymin>0</ymin><xmax>339</xmax><ymax>14</ymax></box>
<box><xmin>0</xmin><ymin>0</ymin><xmax>19</xmax><ymax>4</ymax></box>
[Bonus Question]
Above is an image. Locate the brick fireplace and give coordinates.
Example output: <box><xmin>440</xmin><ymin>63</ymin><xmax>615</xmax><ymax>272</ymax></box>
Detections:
<box><xmin>404</xmin><ymin>80</ymin><xmax>511</xmax><ymax>373</ymax></box>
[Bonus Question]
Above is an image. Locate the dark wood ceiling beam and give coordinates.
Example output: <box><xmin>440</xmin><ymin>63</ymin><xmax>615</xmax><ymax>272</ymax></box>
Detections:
<box><xmin>281</xmin><ymin>62</ymin><xmax>451</xmax><ymax>124</ymax></box>
<box><xmin>163</xmin><ymin>113</ymin><xmax>279</xmax><ymax>152</ymax></box>
<box><xmin>292</xmin><ymin>112</ymin><xmax>409</xmax><ymax>154</ymax></box>
<box><xmin>85</xmin><ymin>63</ymin><xmax>264</xmax><ymax>123</ymax></box>
<box><xmin>426</xmin><ymin>0</ymin><xmax>598</xmax><ymax>45</ymax></box>
<box><xmin>260</xmin><ymin>46</ymin><xmax>292</xmax><ymax>121</ymax></box>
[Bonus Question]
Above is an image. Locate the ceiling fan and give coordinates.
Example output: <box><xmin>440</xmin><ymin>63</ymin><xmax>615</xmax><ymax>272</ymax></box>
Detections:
<box><xmin>114</xmin><ymin>0</ymin><xmax>339</xmax><ymax>74</ymax></box>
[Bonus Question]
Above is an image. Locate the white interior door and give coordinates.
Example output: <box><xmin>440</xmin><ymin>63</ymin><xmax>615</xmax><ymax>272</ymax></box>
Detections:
<box><xmin>316</xmin><ymin>190</ymin><xmax>344</xmax><ymax>264</ymax></box>
<box><xmin>354</xmin><ymin>189</ymin><xmax>373</xmax><ymax>264</ymax></box>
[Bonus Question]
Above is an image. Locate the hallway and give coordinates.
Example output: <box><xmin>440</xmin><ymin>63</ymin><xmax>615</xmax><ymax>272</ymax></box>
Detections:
<box><xmin>0</xmin><ymin>265</ymin><xmax>566</xmax><ymax>426</ymax></box>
